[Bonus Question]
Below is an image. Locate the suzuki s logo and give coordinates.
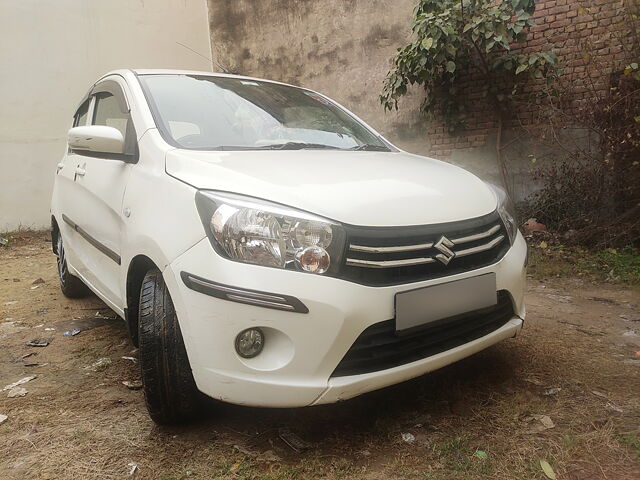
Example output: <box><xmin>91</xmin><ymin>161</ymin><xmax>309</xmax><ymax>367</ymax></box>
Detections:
<box><xmin>434</xmin><ymin>236</ymin><xmax>455</xmax><ymax>265</ymax></box>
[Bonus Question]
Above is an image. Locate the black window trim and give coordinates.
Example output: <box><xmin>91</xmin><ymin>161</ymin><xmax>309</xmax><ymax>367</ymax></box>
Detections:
<box><xmin>69</xmin><ymin>77</ymin><xmax>139</xmax><ymax>163</ymax></box>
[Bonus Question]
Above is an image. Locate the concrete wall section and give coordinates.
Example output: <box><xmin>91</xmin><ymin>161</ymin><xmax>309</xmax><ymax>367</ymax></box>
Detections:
<box><xmin>208</xmin><ymin>0</ymin><xmax>420</xmax><ymax>148</ymax></box>
<box><xmin>0</xmin><ymin>0</ymin><xmax>213</xmax><ymax>231</ymax></box>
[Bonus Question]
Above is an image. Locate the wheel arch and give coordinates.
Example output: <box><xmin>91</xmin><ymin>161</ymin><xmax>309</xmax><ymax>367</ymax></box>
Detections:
<box><xmin>125</xmin><ymin>254</ymin><xmax>159</xmax><ymax>347</ymax></box>
<box><xmin>51</xmin><ymin>215</ymin><xmax>60</xmax><ymax>255</ymax></box>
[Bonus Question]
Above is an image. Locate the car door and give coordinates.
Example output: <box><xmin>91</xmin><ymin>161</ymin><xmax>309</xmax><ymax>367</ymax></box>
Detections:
<box><xmin>61</xmin><ymin>77</ymin><xmax>136</xmax><ymax>311</ymax></box>
<box><xmin>55</xmin><ymin>97</ymin><xmax>92</xmax><ymax>277</ymax></box>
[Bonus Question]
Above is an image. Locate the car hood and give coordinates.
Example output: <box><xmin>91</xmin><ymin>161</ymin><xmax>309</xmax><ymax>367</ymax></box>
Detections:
<box><xmin>165</xmin><ymin>149</ymin><xmax>497</xmax><ymax>227</ymax></box>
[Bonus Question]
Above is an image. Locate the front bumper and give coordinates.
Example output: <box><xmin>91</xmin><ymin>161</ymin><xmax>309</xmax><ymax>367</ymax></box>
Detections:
<box><xmin>163</xmin><ymin>232</ymin><xmax>527</xmax><ymax>407</ymax></box>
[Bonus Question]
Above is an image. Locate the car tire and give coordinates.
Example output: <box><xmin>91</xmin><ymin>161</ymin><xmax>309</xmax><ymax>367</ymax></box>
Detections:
<box><xmin>138</xmin><ymin>267</ymin><xmax>201</xmax><ymax>425</ymax></box>
<box><xmin>55</xmin><ymin>233</ymin><xmax>90</xmax><ymax>298</ymax></box>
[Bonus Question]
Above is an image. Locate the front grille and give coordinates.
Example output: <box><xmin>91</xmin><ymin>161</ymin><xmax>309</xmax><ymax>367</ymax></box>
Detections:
<box><xmin>332</xmin><ymin>290</ymin><xmax>514</xmax><ymax>377</ymax></box>
<box><xmin>340</xmin><ymin>211</ymin><xmax>509</xmax><ymax>286</ymax></box>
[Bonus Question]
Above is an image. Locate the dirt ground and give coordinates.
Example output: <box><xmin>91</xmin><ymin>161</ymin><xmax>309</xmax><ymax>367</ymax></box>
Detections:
<box><xmin>0</xmin><ymin>232</ymin><xmax>639</xmax><ymax>480</ymax></box>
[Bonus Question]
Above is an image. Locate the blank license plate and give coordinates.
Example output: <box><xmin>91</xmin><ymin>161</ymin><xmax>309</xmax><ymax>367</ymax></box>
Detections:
<box><xmin>395</xmin><ymin>273</ymin><xmax>497</xmax><ymax>333</ymax></box>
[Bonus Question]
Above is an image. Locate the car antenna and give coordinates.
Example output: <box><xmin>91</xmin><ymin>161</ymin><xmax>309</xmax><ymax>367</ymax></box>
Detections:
<box><xmin>175</xmin><ymin>41</ymin><xmax>233</xmax><ymax>74</ymax></box>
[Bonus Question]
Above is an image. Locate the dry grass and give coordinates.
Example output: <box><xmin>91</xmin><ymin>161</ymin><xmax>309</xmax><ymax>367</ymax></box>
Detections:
<box><xmin>1</xmin><ymin>231</ymin><xmax>639</xmax><ymax>479</ymax></box>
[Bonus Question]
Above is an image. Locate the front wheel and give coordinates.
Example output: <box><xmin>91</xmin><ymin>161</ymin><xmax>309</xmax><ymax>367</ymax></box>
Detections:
<box><xmin>138</xmin><ymin>268</ymin><xmax>201</xmax><ymax>424</ymax></box>
<box><xmin>55</xmin><ymin>233</ymin><xmax>90</xmax><ymax>298</ymax></box>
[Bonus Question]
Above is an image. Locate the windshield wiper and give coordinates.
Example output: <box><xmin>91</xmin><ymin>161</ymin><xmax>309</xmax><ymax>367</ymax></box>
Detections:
<box><xmin>261</xmin><ymin>142</ymin><xmax>342</xmax><ymax>150</ymax></box>
<box><xmin>349</xmin><ymin>144</ymin><xmax>390</xmax><ymax>151</ymax></box>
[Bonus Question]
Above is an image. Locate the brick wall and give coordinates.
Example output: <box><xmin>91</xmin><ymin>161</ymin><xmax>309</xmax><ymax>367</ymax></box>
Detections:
<box><xmin>425</xmin><ymin>0</ymin><xmax>635</xmax><ymax>157</ymax></box>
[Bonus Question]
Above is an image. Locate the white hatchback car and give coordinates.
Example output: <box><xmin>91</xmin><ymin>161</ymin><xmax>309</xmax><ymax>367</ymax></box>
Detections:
<box><xmin>51</xmin><ymin>69</ymin><xmax>526</xmax><ymax>424</ymax></box>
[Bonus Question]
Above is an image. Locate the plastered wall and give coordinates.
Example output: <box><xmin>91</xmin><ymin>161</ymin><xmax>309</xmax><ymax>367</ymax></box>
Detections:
<box><xmin>0</xmin><ymin>0</ymin><xmax>213</xmax><ymax>231</ymax></box>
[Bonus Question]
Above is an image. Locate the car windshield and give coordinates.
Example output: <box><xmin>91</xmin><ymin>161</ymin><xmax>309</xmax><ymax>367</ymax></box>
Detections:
<box><xmin>138</xmin><ymin>74</ymin><xmax>391</xmax><ymax>151</ymax></box>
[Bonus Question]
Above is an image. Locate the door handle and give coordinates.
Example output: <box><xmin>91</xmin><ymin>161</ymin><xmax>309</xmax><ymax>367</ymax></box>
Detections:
<box><xmin>56</xmin><ymin>162</ymin><xmax>65</xmax><ymax>173</ymax></box>
<box><xmin>75</xmin><ymin>166</ymin><xmax>86</xmax><ymax>177</ymax></box>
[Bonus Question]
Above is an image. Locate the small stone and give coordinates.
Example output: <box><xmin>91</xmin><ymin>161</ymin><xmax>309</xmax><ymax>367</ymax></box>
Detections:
<box><xmin>401</xmin><ymin>432</ymin><xmax>416</xmax><ymax>443</ymax></box>
<box><xmin>122</xmin><ymin>381</ymin><xmax>143</xmax><ymax>390</ymax></box>
<box><xmin>7</xmin><ymin>387</ymin><xmax>28</xmax><ymax>398</ymax></box>
<box><xmin>543</xmin><ymin>387</ymin><xmax>561</xmax><ymax>396</ymax></box>
<box><xmin>32</xmin><ymin>278</ymin><xmax>45</xmax><ymax>285</ymax></box>
<box><xmin>0</xmin><ymin>413</ymin><xmax>7</xmax><ymax>425</ymax></box>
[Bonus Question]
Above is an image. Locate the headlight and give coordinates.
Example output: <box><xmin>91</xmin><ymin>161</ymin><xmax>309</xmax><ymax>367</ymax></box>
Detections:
<box><xmin>487</xmin><ymin>184</ymin><xmax>518</xmax><ymax>245</ymax></box>
<box><xmin>195</xmin><ymin>191</ymin><xmax>345</xmax><ymax>274</ymax></box>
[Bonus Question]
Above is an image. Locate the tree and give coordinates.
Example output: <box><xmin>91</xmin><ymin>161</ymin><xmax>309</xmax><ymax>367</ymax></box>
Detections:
<box><xmin>380</xmin><ymin>0</ymin><xmax>560</xmax><ymax>191</ymax></box>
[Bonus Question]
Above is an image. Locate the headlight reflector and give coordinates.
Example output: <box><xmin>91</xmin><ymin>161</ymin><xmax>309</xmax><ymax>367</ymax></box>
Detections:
<box><xmin>292</xmin><ymin>220</ymin><xmax>333</xmax><ymax>248</ymax></box>
<box><xmin>196</xmin><ymin>191</ymin><xmax>345</xmax><ymax>274</ymax></box>
<box><xmin>212</xmin><ymin>205</ymin><xmax>286</xmax><ymax>268</ymax></box>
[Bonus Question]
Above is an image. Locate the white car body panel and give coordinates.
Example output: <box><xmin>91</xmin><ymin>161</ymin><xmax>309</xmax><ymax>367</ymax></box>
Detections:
<box><xmin>51</xmin><ymin>69</ymin><xmax>527</xmax><ymax>410</ymax></box>
<box><xmin>165</xmin><ymin>149</ymin><xmax>498</xmax><ymax>226</ymax></box>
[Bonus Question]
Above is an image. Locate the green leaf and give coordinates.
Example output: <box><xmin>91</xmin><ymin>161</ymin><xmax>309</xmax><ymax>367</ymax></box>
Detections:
<box><xmin>634</xmin><ymin>115</ymin><xmax>640</xmax><ymax>123</ymax></box>
<box><xmin>446</xmin><ymin>61</ymin><xmax>456</xmax><ymax>73</ymax></box>
<box><xmin>463</xmin><ymin>23</ymin><xmax>473</xmax><ymax>33</ymax></box>
<box><xmin>515</xmin><ymin>63</ymin><xmax>528</xmax><ymax>74</ymax></box>
<box><xmin>486</xmin><ymin>40</ymin><xmax>495</xmax><ymax>53</ymax></box>
<box><xmin>529</xmin><ymin>54</ymin><xmax>539</xmax><ymax>65</ymax></box>
<box><xmin>540</xmin><ymin>460</ymin><xmax>556</xmax><ymax>480</ymax></box>
<box><xmin>474</xmin><ymin>450</ymin><xmax>488</xmax><ymax>459</ymax></box>
<box><xmin>422</xmin><ymin>37</ymin><xmax>434</xmax><ymax>50</ymax></box>
<box><xmin>631</xmin><ymin>62</ymin><xmax>639</xmax><ymax>69</ymax></box>
<box><xmin>517</xmin><ymin>11</ymin><xmax>531</xmax><ymax>21</ymax></box>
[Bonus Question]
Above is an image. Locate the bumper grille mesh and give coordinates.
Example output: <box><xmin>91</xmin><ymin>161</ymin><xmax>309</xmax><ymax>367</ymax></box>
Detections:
<box><xmin>331</xmin><ymin>290</ymin><xmax>514</xmax><ymax>377</ymax></box>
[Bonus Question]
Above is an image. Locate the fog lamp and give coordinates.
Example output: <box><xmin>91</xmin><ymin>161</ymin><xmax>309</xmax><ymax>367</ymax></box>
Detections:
<box><xmin>235</xmin><ymin>328</ymin><xmax>265</xmax><ymax>358</ymax></box>
<box><xmin>295</xmin><ymin>246</ymin><xmax>330</xmax><ymax>273</ymax></box>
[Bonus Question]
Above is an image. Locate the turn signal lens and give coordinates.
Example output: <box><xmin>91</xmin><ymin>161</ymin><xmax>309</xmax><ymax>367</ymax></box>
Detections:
<box><xmin>295</xmin><ymin>246</ymin><xmax>330</xmax><ymax>274</ymax></box>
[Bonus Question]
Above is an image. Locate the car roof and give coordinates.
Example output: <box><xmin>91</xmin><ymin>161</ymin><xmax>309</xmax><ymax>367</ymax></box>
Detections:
<box><xmin>120</xmin><ymin>68</ymin><xmax>300</xmax><ymax>89</ymax></box>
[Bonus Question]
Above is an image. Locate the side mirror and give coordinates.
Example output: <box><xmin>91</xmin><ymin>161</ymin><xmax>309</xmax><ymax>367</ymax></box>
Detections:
<box><xmin>68</xmin><ymin>125</ymin><xmax>124</xmax><ymax>155</ymax></box>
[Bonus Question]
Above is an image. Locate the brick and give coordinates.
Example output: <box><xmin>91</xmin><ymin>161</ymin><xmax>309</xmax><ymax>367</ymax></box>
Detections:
<box><xmin>551</xmin><ymin>18</ymin><xmax>571</xmax><ymax>28</ymax></box>
<box><xmin>549</xmin><ymin>33</ymin><xmax>569</xmax><ymax>43</ymax></box>
<box><xmin>532</xmin><ymin>23</ymin><xmax>550</xmax><ymax>32</ymax></box>
<box><xmin>549</xmin><ymin>5</ymin><xmax>570</xmax><ymax>15</ymax></box>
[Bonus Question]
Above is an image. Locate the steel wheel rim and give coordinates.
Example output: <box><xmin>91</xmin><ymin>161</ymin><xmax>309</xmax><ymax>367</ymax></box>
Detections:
<box><xmin>57</xmin><ymin>235</ymin><xmax>67</xmax><ymax>284</ymax></box>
